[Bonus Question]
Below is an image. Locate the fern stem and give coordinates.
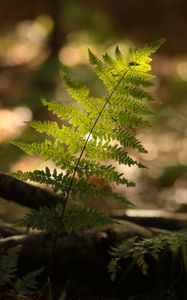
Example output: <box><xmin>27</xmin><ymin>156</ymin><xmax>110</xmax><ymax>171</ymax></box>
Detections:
<box><xmin>60</xmin><ymin>67</ymin><xmax>131</xmax><ymax>219</ymax></box>
<box><xmin>47</xmin><ymin>276</ymin><xmax>53</xmax><ymax>300</ymax></box>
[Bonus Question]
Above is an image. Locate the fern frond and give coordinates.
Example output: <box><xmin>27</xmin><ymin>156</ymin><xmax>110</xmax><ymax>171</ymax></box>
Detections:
<box><xmin>10</xmin><ymin>168</ymin><xmax>66</xmax><ymax>193</ymax></box>
<box><xmin>12</xmin><ymin>140</ymin><xmax>74</xmax><ymax>170</ymax></box>
<box><xmin>85</xmin><ymin>141</ymin><xmax>145</xmax><ymax>168</ymax></box>
<box><xmin>0</xmin><ymin>246</ymin><xmax>21</xmax><ymax>287</ymax></box>
<box><xmin>60</xmin><ymin>74</ymin><xmax>104</xmax><ymax>118</ymax></box>
<box><xmin>124</xmin><ymin>85</ymin><xmax>155</xmax><ymax>101</ymax></box>
<box><xmin>77</xmin><ymin>159</ymin><xmax>132</xmax><ymax>185</ymax></box>
<box><xmin>129</xmin><ymin>38</ymin><xmax>165</xmax><ymax>72</ymax></box>
<box><xmin>88</xmin><ymin>50</ymin><xmax>117</xmax><ymax>88</ymax></box>
<box><xmin>102</xmin><ymin>52</ymin><xmax>116</xmax><ymax>67</ymax></box>
<box><xmin>21</xmin><ymin>204</ymin><xmax>113</xmax><ymax>235</ymax></box>
<box><xmin>12</xmin><ymin>40</ymin><xmax>163</xmax><ymax>236</ymax></box>
<box><xmin>125</xmin><ymin>72</ymin><xmax>154</xmax><ymax>88</ymax></box>
<box><xmin>62</xmin><ymin>73</ymin><xmax>89</xmax><ymax>99</ymax></box>
<box><xmin>13</xmin><ymin>268</ymin><xmax>43</xmax><ymax>296</ymax></box>
<box><xmin>27</xmin><ymin>120</ymin><xmax>59</xmax><ymax>136</ymax></box>
<box><xmin>42</xmin><ymin>98</ymin><xmax>75</xmax><ymax>120</ymax></box>
<box><xmin>88</xmin><ymin>48</ymin><xmax>103</xmax><ymax>66</ymax></box>
<box><xmin>20</xmin><ymin>206</ymin><xmax>62</xmax><ymax>236</ymax></box>
<box><xmin>27</xmin><ymin>120</ymin><xmax>85</xmax><ymax>154</ymax></box>
<box><xmin>59</xmin><ymin>204</ymin><xmax>113</xmax><ymax>234</ymax></box>
<box><xmin>109</xmin><ymin>230</ymin><xmax>187</xmax><ymax>280</ymax></box>
<box><xmin>106</xmin><ymin>144</ymin><xmax>146</xmax><ymax>167</ymax></box>
<box><xmin>115</xmin><ymin>46</ymin><xmax>127</xmax><ymax>66</ymax></box>
<box><xmin>43</xmin><ymin>101</ymin><xmax>92</xmax><ymax>134</ymax></box>
<box><xmin>140</xmin><ymin>38</ymin><xmax>165</xmax><ymax>57</ymax></box>
<box><xmin>114</xmin><ymin>128</ymin><xmax>147</xmax><ymax>153</ymax></box>
<box><xmin>60</xmin><ymin>175</ymin><xmax>133</xmax><ymax>202</ymax></box>
<box><xmin>111</xmin><ymin>97</ymin><xmax>154</xmax><ymax>117</ymax></box>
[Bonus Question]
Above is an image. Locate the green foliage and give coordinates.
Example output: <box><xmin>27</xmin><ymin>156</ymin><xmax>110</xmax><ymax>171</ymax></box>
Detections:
<box><xmin>108</xmin><ymin>230</ymin><xmax>187</xmax><ymax>281</ymax></box>
<box><xmin>11</xmin><ymin>39</ymin><xmax>164</xmax><ymax>235</ymax></box>
<box><xmin>11</xmin><ymin>167</ymin><xmax>65</xmax><ymax>193</ymax></box>
<box><xmin>0</xmin><ymin>245</ymin><xmax>42</xmax><ymax>298</ymax></box>
<box><xmin>20</xmin><ymin>204</ymin><xmax>113</xmax><ymax>235</ymax></box>
<box><xmin>12</xmin><ymin>268</ymin><xmax>43</xmax><ymax>299</ymax></box>
<box><xmin>0</xmin><ymin>246</ymin><xmax>20</xmax><ymax>288</ymax></box>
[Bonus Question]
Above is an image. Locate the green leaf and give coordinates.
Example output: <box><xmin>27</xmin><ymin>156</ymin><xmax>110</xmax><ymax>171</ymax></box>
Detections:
<box><xmin>0</xmin><ymin>246</ymin><xmax>21</xmax><ymax>287</ymax></box>
<box><xmin>21</xmin><ymin>204</ymin><xmax>113</xmax><ymax>235</ymax></box>
<box><xmin>59</xmin><ymin>204</ymin><xmax>113</xmax><ymax>234</ymax></box>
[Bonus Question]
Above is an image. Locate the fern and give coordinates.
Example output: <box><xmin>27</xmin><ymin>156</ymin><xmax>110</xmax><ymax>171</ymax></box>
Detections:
<box><xmin>108</xmin><ymin>230</ymin><xmax>187</xmax><ymax>280</ymax></box>
<box><xmin>0</xmin><ymin>246</ymin><xmax>21</xmax><ymax>288</ymax></box>
<box><xmin>11</xmin><ymin>39</ymin><xmax>164</xmax><ymax>235</ymax></box>
<box><xmin>0</xmin><ymin>245</ymin><xmax>42</xmax><ymax>298</ymax></box>
<box><xmin>20</xmin><ymin>204</ymin><xmax>113</xmax><ymax>235</ymax></box>
<box><xmin>11</xmin><ymin>167</ymin><xmax>65</xmax><ymax>193</ymax></box>
<box><xmin>12</xmin><ymin>268</ymin><xmax>43</xmax><ymax>298</ymax></box>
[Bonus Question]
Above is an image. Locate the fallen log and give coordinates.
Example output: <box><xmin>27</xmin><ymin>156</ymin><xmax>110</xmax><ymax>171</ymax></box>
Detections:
<box><xmin>0</xmin><ymin>172</ymin><xmax>64</xmax><ymax>210</ymax></box>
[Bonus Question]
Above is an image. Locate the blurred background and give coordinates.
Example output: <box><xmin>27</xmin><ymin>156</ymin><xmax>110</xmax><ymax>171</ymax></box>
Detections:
<box><xmin>1</xmin><ymin>0</ymin><xmax>187</xmax><ymax>221</ymax></box>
